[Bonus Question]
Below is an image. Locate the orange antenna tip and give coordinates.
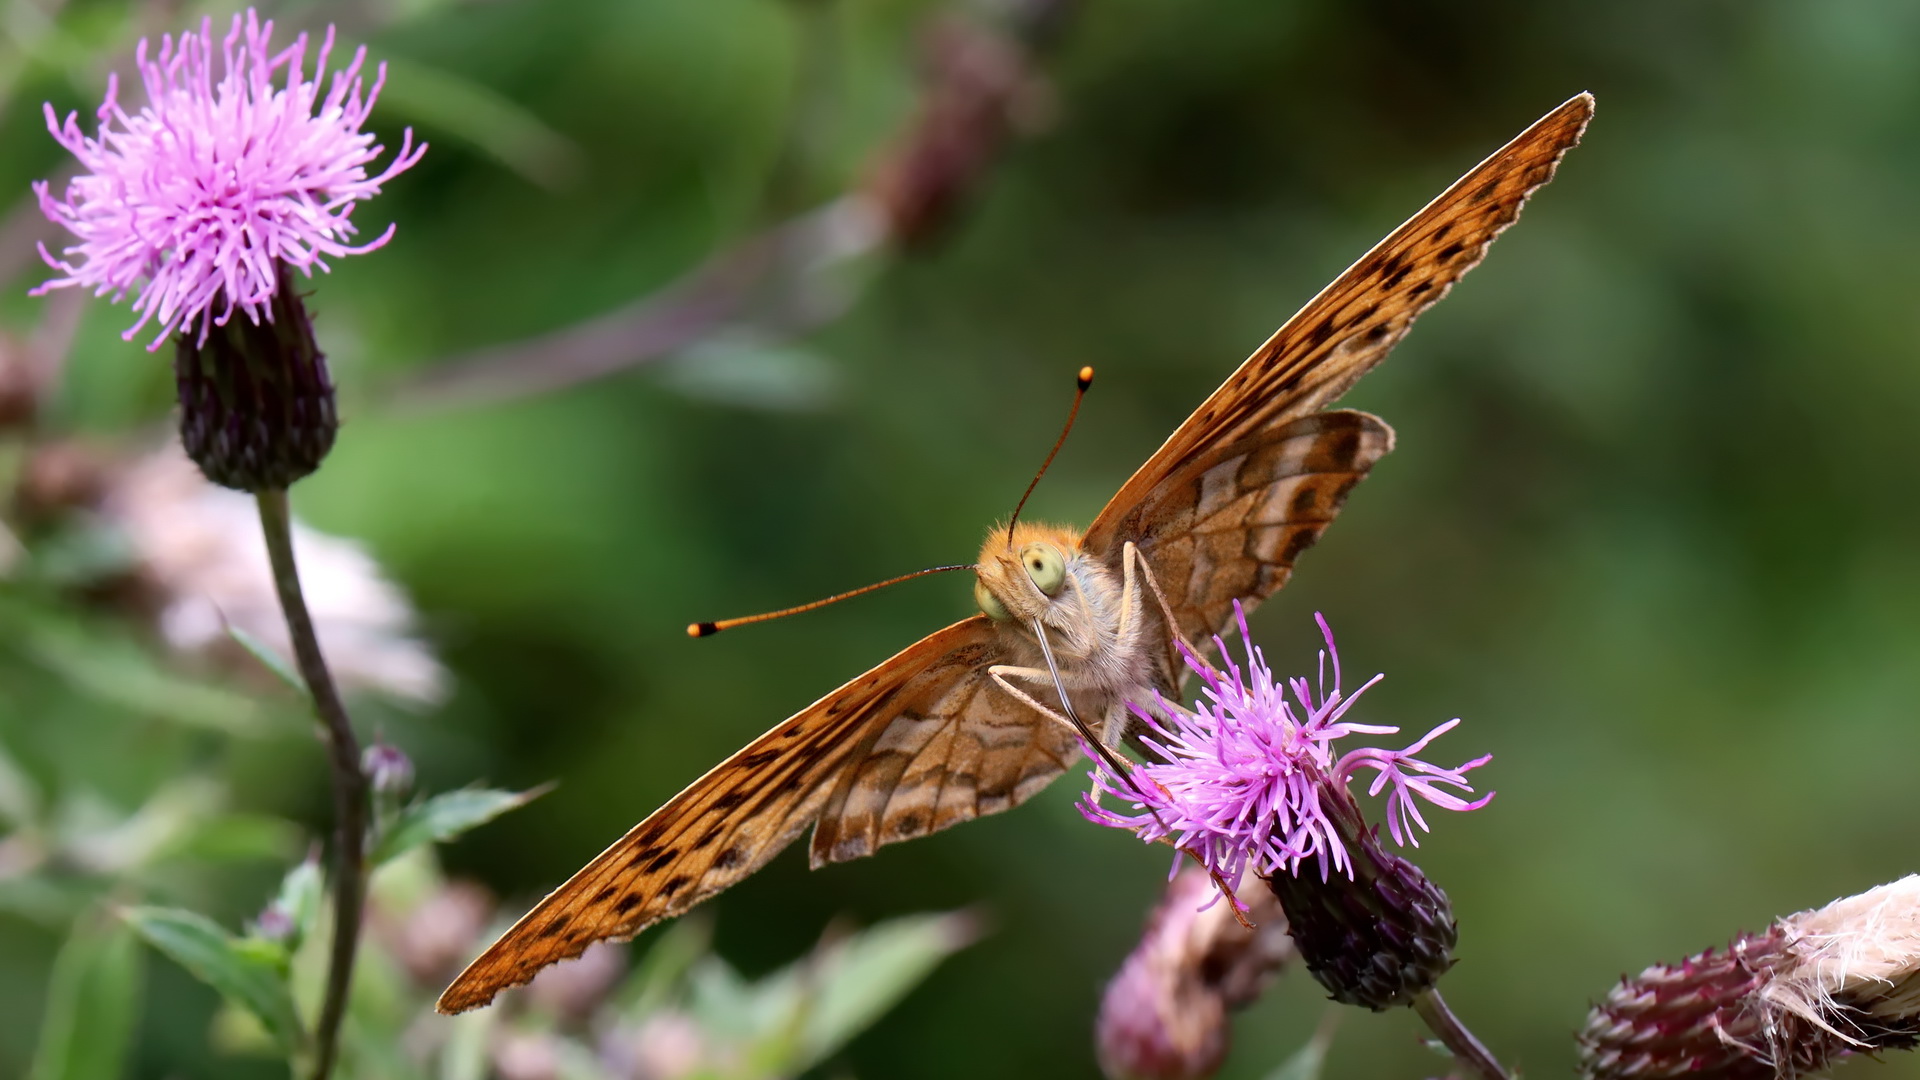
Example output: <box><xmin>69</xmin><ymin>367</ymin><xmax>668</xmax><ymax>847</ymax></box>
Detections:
<box><xmin>689</xmin><ymin>622</ymin><xmax>720</xmax><ymax>638</ymax></box>
<box><xmin>1007</xmin><ymin>366</ymin><xmax>1097</xmax><ymax>546</ymax></box>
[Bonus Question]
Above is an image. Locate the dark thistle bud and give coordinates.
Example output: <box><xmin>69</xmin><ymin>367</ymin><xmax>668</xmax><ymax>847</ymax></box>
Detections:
<box><xmin>174</xmin><ymin>264</ymin><xmax>336</xmax><ymax>492</ymax></box>
<box><xmin>1579</xmin><ymin>876</ymin><xmax>1920</xmax><ymax>1080</ymax></box>
<box><xmin>1264</xmin><ymin>790</ymin><xmax>1457</xmax><ymax>1012</ymax></box>
<box><xmin>362</xmin><ymin>739</ymin><xmax>414</xmax><ymax>799</ymax></box>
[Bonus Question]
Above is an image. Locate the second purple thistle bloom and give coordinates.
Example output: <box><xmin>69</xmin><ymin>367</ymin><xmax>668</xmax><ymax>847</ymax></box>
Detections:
<box><xmin>1079</xmin><ymin>602</ymin><xmax>1494</xmax><ymax>891</ymax></box>
<box><xmin>30</xmin><ymin>10</ymin><xmax>425</xmax><ymax>349</ymax></box>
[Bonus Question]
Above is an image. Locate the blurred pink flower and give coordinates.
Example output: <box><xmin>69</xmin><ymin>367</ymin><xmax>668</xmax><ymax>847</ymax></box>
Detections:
<box><xmin>31</xmin><ymin>9</ymin><xmax>424</xmax><ymax>348</ymax></box>
<box><xmin>1079</xmin><ymin>603</ymin><xmax>1491</xmax><ymax>888</ymax></box>
<box><xmin>105</xmin><ymin>443</ymin><xmax>448</xmax><ymax>703</ymax></box>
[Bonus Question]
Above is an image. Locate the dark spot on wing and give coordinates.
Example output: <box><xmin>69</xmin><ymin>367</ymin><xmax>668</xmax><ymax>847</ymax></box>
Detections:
<box><xmin>1282</xmin><ymin>527</ymin><xmax>1322</xmax><ymax>563</ymax></box>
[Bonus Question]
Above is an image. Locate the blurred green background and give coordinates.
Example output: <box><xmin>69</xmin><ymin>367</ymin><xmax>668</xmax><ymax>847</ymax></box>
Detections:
<box><xmin>6</xmin><ymin>0</ymin><xmax>1920</xmax><ymax>1076</ymax></box>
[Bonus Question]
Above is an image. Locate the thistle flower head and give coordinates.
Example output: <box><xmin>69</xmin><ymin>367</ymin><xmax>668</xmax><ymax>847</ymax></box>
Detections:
<box><xmin>1580</xmin><ymin>876</ymin><xmax>1920</xmax><ymax>1079</ymax></box>
<box><xmin>1095</xmin><ymin>866</ymin><xmax>1292</xmax><ymax>1080</ymax></box>
<box><xmin>1079</xmin><ymin>604</ymin><xmax>1491</xmax><ymax>888</ymax></box>
<box><xmin>31</xmin><ymin>9</ymin><xmax>424</xmax><ymax>349</ymax></box>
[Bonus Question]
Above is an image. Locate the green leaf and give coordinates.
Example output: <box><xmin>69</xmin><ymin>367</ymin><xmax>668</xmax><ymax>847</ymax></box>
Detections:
<box><xmin>614</xmin><ymin>915</ymin><xmax>713</xmax><ymax>1019</ymax></box>
<box><xmin>1262</xmin><ymin>1010</ymin><xmax>1340</xmax><ymax>1080</ymax></box>
<box><xmin>0</xmin><ymin>736</ymin><xmax>44</xmax><ymax>826</ymax></box>
<box><xmin>29</xmin><ymin>913</ymin><xmax>144</xmax><ymax>1080</ymax></box>
<box><xmin>681</xmin><ymin>911</ymin><xmax>980</xmax><ymax>1076</ymax></box>
<box><xmin>225</xmin><ymin>624</ymin><xmax>307</xmax><ymax>698</ymax></box>
<box><xmin>122</xmin><ymin>906</ymin><xmax>303</xmax><ymax>1052</ymax></box>
<box><xmin>369</xmin><ymin>785</ymin><xmax>552</xmax><ymax>866</ymax></box>
<box><xmin>790</xmin><ymin>911</ymin><xmax>980</xmax><ymax>1071</ymax></box>
<box><xmin>12</xmin><ymin>611</ymin><xmax>263</xmax><ymax>734</ymax></box>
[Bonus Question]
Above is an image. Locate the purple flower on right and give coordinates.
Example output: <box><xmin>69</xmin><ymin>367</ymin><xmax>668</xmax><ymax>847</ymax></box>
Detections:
<box><xmin>1079</xmin><ymin>602</ymin><xmax>1492</xmax><ymax>889</ymax></box>
<box><xmin>1082</xmin><ymin>603</ymin><xmax>1495</xmax><ymax>1014</ymax></box>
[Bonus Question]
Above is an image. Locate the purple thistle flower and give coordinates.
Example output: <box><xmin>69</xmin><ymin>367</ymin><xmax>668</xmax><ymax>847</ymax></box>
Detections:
<box><xmin>30</xmin><ymin>9</ymin><xmax>425</xmax><ymax>349</ymax></box>
<box><xmin>1078</xmin><ymin>602</ymin><xmax>1492</xmax><ymax>889</ymax></box>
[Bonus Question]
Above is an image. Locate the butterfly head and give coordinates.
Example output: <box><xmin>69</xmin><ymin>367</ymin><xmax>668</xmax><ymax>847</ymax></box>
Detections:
<box><xmin>973</xmin><ymin>521</ymin><xmax>1084</xmax><ymax>626</ymax></box>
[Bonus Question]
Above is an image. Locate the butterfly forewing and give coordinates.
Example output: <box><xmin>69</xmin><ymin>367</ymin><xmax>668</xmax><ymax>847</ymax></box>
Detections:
<box><xmin>437</xmin><ymin>618</ymin><xmax>1006</xmax><ymax>1013</ymax></box>
<box><xmin>1085</xmin><ymin>92</ymin><xmax>1593</xmax><ymax>642</ymax></box>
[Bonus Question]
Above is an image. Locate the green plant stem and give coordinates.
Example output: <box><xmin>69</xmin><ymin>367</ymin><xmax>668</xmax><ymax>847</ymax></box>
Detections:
<box><xmin>256</xmin><ymin>488</ymin><xmax>366</xmax><ymax>1080</ymax></box>
<box><xmin>1413</xmin><ymin>989</ymin><xmax>1508</xmax><ymax>1080</ymax></box>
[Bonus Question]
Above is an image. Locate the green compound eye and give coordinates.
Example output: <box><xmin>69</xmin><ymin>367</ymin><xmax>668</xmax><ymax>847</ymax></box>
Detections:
<box><xmin>1020</xmin><ymin>543</ymin><xmax>1066</xmax><ymax>596</ymax></box>
<box><xmin>974</xmin><ymin>579</ymin><xmax>1011</xmax><ymax>622</ymax></box>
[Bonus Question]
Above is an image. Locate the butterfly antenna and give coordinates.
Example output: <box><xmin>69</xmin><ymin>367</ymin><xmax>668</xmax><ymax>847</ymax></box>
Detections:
<box><xmin>1006</xmin><ymin>366</ymin><xmax>1094</xmax><ymax>549</ymax></box>
<box><xmin>689</xmin><ymin>565</ymin><xmax>975</xmax><ymax>638</ymax></box>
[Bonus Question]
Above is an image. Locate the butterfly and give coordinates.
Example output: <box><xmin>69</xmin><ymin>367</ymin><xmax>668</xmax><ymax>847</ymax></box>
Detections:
<box><xmin>438</xmin><ymin>92</ymin><xmax>1593</xmax><ymax>1013</ymax></box>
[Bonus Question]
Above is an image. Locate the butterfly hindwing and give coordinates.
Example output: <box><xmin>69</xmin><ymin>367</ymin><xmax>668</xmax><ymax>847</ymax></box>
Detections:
<box><xmin>1113</xmin><ymin>409</ymin><xmax>1395</xmax><ymax>644</ymax></box>
<box><xmin>436</xmin><ymin>618</ymin><xmax>999</xmax><ymax>1014</ymax></box>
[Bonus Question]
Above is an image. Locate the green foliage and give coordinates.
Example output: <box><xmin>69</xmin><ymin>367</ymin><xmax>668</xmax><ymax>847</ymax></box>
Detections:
<box><xmin>678</xmin><ymin>911</ymin><xmax>981</xmax><ymax>1079</ymax></box>
<box><xmin>28</xmin><ymin>911</ymin><xmax>143</xmax><ymax>1080</ymax></box>
<box><xmin>369</xmin><ymin>784</ymin><xmax>551</xmax><ymax>867</ymax></box>
<box><xmin>226</xmin><ymin>623</ymin><xmax>308</xmax><ymax>698</ymax></box>
<box><xmin>264</xmin><ymin>856</ymin><xmax>326</xmax><ymax>953</ymax></box>
<box><xmin>120</xmin><ymin>906</ymin><xmax>305</xmax><ymax>1053</ymax></box>
<box><xmin>1261</xmin><ymin>1013</ymin><xmax>1336</xmax><ymax>1080</ymax></box>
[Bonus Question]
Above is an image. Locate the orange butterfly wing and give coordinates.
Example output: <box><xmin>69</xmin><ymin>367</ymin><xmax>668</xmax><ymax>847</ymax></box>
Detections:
<box><xmin>1086</xmin><ymin>92</ymin><xmax>1593</xmax><ymax>642</ymax></box>
<box><xmin>438</xmin><ymin>617</ymin><xmax>1068</xmax><ymax>1012</ymax></box>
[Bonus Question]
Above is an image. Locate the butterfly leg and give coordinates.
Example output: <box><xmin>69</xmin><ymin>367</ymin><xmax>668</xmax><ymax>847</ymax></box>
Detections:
<box><xmin>987</xmin><ymin>664</ymin><xmax>1080</xmax><ymax>737</ymax></box>
<box><xmin>1119</xmin><ymin>541</ymin><xmax>1205</xmax><ymax>679</ymax></box>
<box><xmin>989</xmin><ymin>664</ymin><xmax>1136</xmax><ymax>780</ymax></box>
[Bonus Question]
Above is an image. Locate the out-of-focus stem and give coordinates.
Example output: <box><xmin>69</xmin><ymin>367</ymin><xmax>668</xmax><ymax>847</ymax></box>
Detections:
<box><xmin>256</xmin><ymin>488</ymin><xmax>367</xmax><ymax>1080</ymax></box>
<box><xmin>1413</xmin><ymin>989</ymin><xmax>1509</xmax><ymax>1080</ymax></box>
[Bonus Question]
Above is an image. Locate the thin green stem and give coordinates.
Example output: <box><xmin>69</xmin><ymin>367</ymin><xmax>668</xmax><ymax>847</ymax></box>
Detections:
<box><xmin>256</xmin><ymin>488</ymin><xmax>366</xmax><ymax>1080</ymax></box>
<box><xmin>1413</xmin><ymin>989</ymin><xmax>1509</xmax><ymax>1080</ymax></box>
